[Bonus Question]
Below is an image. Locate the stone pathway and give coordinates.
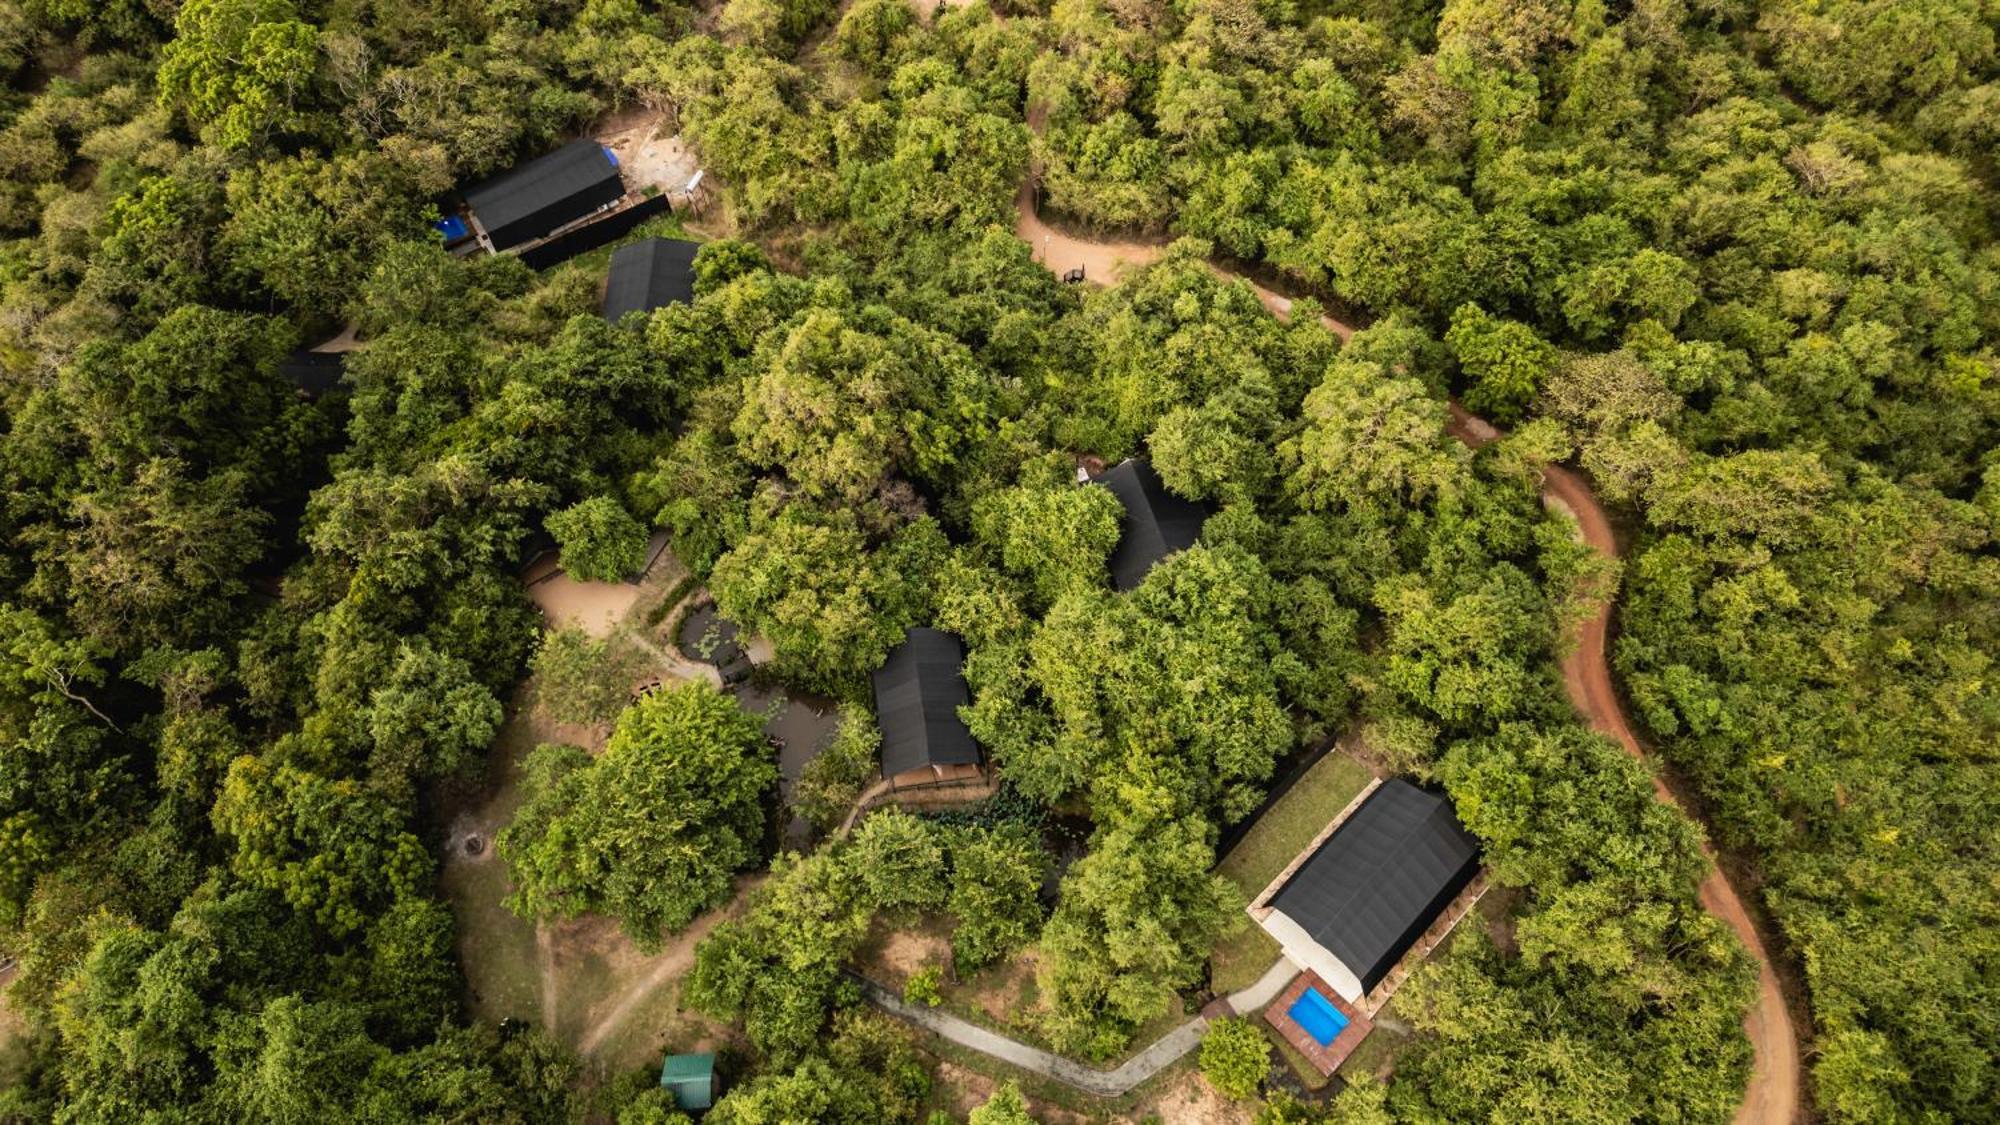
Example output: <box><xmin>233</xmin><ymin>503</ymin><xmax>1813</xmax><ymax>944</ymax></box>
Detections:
<box><xmin>859</xmin><ymin>956</ymin><xmax>1297</xmax><ymax>1097</ymax></box>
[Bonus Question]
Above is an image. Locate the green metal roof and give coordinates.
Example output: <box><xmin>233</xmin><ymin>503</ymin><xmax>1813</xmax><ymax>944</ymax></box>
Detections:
<box><xmin>660</xmin><ymin>1053</ymin><xmax>716</xmax><ymax>1110</ymax></box>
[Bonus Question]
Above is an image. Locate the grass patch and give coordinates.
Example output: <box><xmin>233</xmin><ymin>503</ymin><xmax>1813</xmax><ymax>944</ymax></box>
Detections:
<box><xmin>440</xmin><ymin>711</ymin><xmax>544</xmax><ymax>1028</ymax></box>
<box><xmin>1210</xmin><ymin>752</ymin><xmax>1373</xmax><ymax>994</ymax></box>
<box><xmin>549</xmin><ymin>212</ymin><xmax>696</xmax><ymax>279</ymax></box>
<box><xmin>1335</xmin><ymin>999</ymin><xmax>1405</xmax><ymax>1080</ymax></box>
<box><xmin>1264</xmin><ymin>1021</ymin><xmax>1335</xmax><ymax>1092</ymax></box>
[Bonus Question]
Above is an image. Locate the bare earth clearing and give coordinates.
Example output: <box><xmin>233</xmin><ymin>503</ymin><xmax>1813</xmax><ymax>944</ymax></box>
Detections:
<box><xmin>445</xmin><ymin>555</ymin><xmax>747</xmax><ymax>1072</ymax></box>
<box><xmin>522</xmin><ymin>555</ymin><xmax>643</xmax><ymax>640</ymax></box>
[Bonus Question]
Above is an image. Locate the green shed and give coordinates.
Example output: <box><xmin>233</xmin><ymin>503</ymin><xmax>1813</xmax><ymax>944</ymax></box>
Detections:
<box><xmin>660</xmin><ymin>1052</ymin><xmax>716</xmax><ymax>1111</ymax></box>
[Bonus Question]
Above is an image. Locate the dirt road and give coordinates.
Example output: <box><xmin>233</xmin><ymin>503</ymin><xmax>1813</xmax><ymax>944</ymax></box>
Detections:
<box><xmin>1010</xmin><ymin>167</ymin><xmax>1800</xmax><ymax>1121</ymax></box>
<box><xmin>1447</xmin><ymin>405</ymin><xmax>1800</xmax><ymax>1125</ymax></box>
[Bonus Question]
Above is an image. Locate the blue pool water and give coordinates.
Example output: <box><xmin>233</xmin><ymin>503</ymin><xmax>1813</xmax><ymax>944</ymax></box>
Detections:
<box><xmin>1287</xmin><ymin>987</ymin><xmax>1350</xmax><ymax>1047</ymax></box>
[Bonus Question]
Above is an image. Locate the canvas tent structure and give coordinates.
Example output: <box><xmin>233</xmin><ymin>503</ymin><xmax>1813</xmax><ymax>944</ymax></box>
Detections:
<box><xmin>871</xmin><ymin>628</ymin><xmax>983</xmax><ymax>789</ymax></box>
<box><xmin>659</xmin><ymin>1052</ymin><xmax>715</xmax><ymax>1111</ymax></box>
<box><xmin>1257</xmin><ymin>779</ymin><xmax>1481</xmax><ymax>1002</ymax></box>
<box><xmin>1093</xmin><ymin>458</ymin><xmax>1210</xmax><ymax>591</ymax></box>
<box><xmin>462</xmin><ymin>139</ymin><xmax>624</xmax><ymax>251</ymax></box>
<box><xmin>278</xmin><ymin>350</ymin><xmax>344</xmax><ymax>399</ymax></box>
<box><xmin>602</xmin><ymin>238</ymin><xmax>699</xmax><ymax>321</ymax></box>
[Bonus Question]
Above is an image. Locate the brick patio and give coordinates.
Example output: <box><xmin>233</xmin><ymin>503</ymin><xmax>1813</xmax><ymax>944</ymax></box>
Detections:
<box><xmin>1262</xmin><ymin>970</ymin><xmax>1372</xmax><ymax>1077</ymax></box>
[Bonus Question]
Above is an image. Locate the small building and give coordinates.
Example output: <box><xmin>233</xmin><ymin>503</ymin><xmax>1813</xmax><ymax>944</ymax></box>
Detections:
<box><xmin>602</xmin><ymin>237</ymin><xmax>699</xmax><ymax>322</ymax></box>
<box><xmin>1092</xmin><ymin>458</ymin><xmax>1209</xmax><ymax>592</ymax></box>
<box><xmin>871</xmin><ymin>627</ymin><xmax>984</xmax><ymax>790</ymax></box>
<box><xmin>659</xmin><ymin>1052</ymin><xmax>716</xmax><ymax>1112</ymax></box>
<box><xmin>278</xmin><ymin>349</ymin><xmax>345</xmax><ymax>399</ymax></box>
<box><xmin>1253</xmin><ymin>779</ymin><xmax>1481</xmax><ymax>1004</ymax></box>
<box><xmin>462</xmin><ymin>139</ymin><xmax>625</xmax><ymax>251</ymax></box>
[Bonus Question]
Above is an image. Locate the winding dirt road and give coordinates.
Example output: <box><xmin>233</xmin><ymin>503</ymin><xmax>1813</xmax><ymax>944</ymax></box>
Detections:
<box><xmin>1446</xmin><ymin>406</ymin><xmax>1799</xmax><ymax>1125</ymax></box>
<box><xmin>1016</xmin><ymin>183</ymin><xmax>1800</xmax><ymax>1121</ymax></box>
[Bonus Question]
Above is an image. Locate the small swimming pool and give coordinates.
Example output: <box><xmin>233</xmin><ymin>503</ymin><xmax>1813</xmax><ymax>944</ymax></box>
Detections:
<box><xmin>1287</xmin><ymin>986</ymin><xmax>1350</xmax><ymax>1047</ymax></box>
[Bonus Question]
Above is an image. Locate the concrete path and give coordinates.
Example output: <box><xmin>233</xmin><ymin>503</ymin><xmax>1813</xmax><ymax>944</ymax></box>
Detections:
<box><xmin>859</xmin><ymin>957</ymin><xmax>1297</xmax><ymax>1096</ymax></box>
<box><xmin>1230</xmin><ymin>957</ymin><xmax>1301</xmax><ymax>1013</ymax></box>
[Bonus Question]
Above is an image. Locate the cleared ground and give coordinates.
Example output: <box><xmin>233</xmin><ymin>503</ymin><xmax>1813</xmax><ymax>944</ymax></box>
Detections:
<box><xmin>443</xmin><ymin>555</ymin><xmax>747</xmax><ymax>1073</ymax></box>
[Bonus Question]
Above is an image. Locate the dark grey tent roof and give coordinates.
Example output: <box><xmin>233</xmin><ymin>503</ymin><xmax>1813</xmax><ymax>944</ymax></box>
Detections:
<box><xmin>871</xmin><ymin>628</ymin><xmax>980</xmax><ymax>776</ymax></box>
<box><xmin>1269</xmin><ymin>779</ymin><xmax>1482</xmax><ymax>993</ymax></box>
<box><xmin>1094</xmin><ymin>458</ymin><xmax>1209</xmax><ymax>591</ymax></box>
<box><xmin>279</xmin><ymin>350</ymin><xmax>344</xmax><ymax>398</ymax></box>
<box><xmin>602</xmin><ymin>238</ymin><xmax>698</xmax><ymax>321</ymax></box>
<box><xmin>463</xmin><ymin>140</ymin><xmax>624</xmax><ymax>251</ymax></box>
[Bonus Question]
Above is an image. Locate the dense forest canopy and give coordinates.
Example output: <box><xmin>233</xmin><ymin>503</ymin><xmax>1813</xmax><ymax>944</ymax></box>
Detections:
<box><xmin>0</xmin><ymin>0</ymin><xmax>1994</xmax><ymax>1122</ymax></box>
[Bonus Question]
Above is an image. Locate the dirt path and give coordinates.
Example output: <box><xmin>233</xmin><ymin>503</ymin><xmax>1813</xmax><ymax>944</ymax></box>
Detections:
<box><xmin>1446</xmin><ymin>405</ymin><xmax>1800</xmax><ymax>1125</ymax></box>
<box><xmin>574</xmin><ymin>898</ymin><xmax>737</xmax><ymax>1057</ymax></box>
<box><xmin>1009</xmin><ymin>167</ymin><xmax>1800</xmax><ymax>1121</ymax></box>
<box><xmin>1014</xmin><ymin>176</ymin><xmax>1352</xmax><ymax>341</ymax></box>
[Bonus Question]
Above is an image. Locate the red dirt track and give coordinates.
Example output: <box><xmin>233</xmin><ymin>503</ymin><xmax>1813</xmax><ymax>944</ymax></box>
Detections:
<box><xmin>1009</xmin><ymin>159</ymin><xmax>1801</xmax><ymax>1119</ymax></box>
<box><xmin>1448</xmin><ymin>405</ymin><xmax>1801</xmax><ymax>1125</ymax></box>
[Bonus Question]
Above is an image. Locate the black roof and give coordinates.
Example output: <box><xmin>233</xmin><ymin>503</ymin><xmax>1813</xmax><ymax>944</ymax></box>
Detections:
<box><xmin>1268</xmin><ymin>779</ymin><xmax>1481</xmax><ymax>994</ymax></box>
<box><xmin>603</xmin><ymin>238</ymin><xmax>698</xmax><ymax>322</ymax></box>
<box><xmin>463</xmin><ymin>140</ymin><xmax>624</xmax><ymax>251</ymax></box>
<box><xmin>871</xmin><ymin>628</ymin><xmax>980</xmax><ymax>777</ymax></box>
<box><xmin>279</xmin><ymin>350</ymin><xmax>344</xmax><ymax>398</ymax></box>
<box><xmin>1094</xmin><ymin>458</ymin><xmax>1209</xmax><ymax>591</ymax></box>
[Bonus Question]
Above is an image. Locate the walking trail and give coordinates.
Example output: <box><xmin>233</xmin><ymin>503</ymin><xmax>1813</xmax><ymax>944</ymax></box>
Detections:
<box><xmin>946</xmin><ymin>173</ymin><xmax>1802</xmax><ymax>1121</ymax></box>
<box><xmin>857</xmin><ymin>956</ymin><xmax>1299</xmax><ymax>1097</ymax></box>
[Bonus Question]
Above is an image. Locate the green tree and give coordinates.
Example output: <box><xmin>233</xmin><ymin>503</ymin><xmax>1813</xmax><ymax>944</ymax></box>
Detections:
<box><xmin>944</xmin><ymin>826</ymin><xmax>1045</xmax><ymax>971</ymax></box>
<box><xmin>846</xmin><ymin>809</ymin><xmax>947</xmax><ymax>912</ymax></box>
<box><xmin>211</xmin><ymin>758</ymin><xmax>430</xmax><ymax>937</ymax></box>
<box><xmin>1037</xmin><ymin>817</ymin><xmax>1241</xmax><ymax>1058</ymax></box>
<box><xmin>1199</xmin><ymin>1017</ymin><xmax>1271</xmax><ymax>1100</ymax></box>
<box><xmin>1445</xmin><ymin>304</ymin><xmax>1558</xmax><ymax>425</ymax></box>
<box><xmin>970</xmin><ymin>478</ymin><xmax>1123</xmax><ymax>608</ymax></box>
<box><xmin>968</xmin><ymin>1081</ymin><xmax>1036</xmax><ymax>1125</ymax></box>
<box><xmin>548</xmin><ymin>495</ymin><xmax>650</xmax><ymax>582</ymax></box>
<box><xmin>687</xmin><ymin>849</ymin><xmax>871</xmax><ymax>1064</ymax></box>
<box><xmin>529</xmin><ymin>627</ymin><xmax>650</xmax><ymax>728</ymax></box>
<box><xmin>155</xmin><ymin>0</ymin><xmax>320</xmax><ymax>149</ymax></box>
<box><xmin>500</xmin><ymin>683</ymin><xmax>775</xmax><ymax>948</ymax></box>
<box><xmin>709</xmin><ymin>510</ymin><xmax>945</xmax><ymax>690</ymax></box>
<box><xmin>364</xmin><ymin>641</ymin><xmax>503</xmax><ymax>801</ymax></box>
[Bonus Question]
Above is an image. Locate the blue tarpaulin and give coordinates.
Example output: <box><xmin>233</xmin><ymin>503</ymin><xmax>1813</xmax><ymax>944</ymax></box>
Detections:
<box><xmin>433</xmin><ymin>215</ymin><xmax>469</xmax><ymax>241</ymax></box>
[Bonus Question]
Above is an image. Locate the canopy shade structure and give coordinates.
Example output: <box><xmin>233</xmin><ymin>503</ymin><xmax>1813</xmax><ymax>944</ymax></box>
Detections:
<box><xmin>278</xmin><ymin>350</ymin><xmax>344</xmax><ymax>399</ymax></box>
<box><xmin>1264</xmin><ymin>779</ymin><xmax>1481</xmax><ymax>999</ymax></box>
<box><xmin>1093</xmin><ymin>458</ymin><xmax>1210</xmax><ymax>591</ymax></box>
<box><xmin>462</xmin><ymin>140</ymin><xmax>624</xmax><ymax>251</ymax></box>
<box><xmin>871</xmin><ymin>627</ymin><xmax>980</xmax><ymax>779</ymax></box>
<box><xmin>602</xmin><ymin>238</ymin><xmax>699</xmax><ymax>321</ymax></box>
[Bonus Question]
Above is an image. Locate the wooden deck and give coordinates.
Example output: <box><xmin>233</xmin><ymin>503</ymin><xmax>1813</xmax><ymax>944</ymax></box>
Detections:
<box><xmin>1263</xmin><ymin>970</ymin><xmax>1372</xmax><ymax>1077</ymax></box>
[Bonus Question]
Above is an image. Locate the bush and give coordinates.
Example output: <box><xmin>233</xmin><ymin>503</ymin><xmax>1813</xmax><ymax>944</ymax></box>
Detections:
<box><xmin>1198</xmin><ymin>1017</ymin><xmax>1271</xmax><ymax>1100</ymax></box>
<box><xmin>903</xmin><ymin>965</ymin><xmax>943</xmax><ymax>1007</ymax></box>
<box><xmin>792</xmin><ymin>705</ymin><xmax>880</xmax><ymax>830</ymax></box>
<box><xmin>548</xmin><ymin>495</ymin><xmax>649</xmax><ymax>582</ymax></box>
